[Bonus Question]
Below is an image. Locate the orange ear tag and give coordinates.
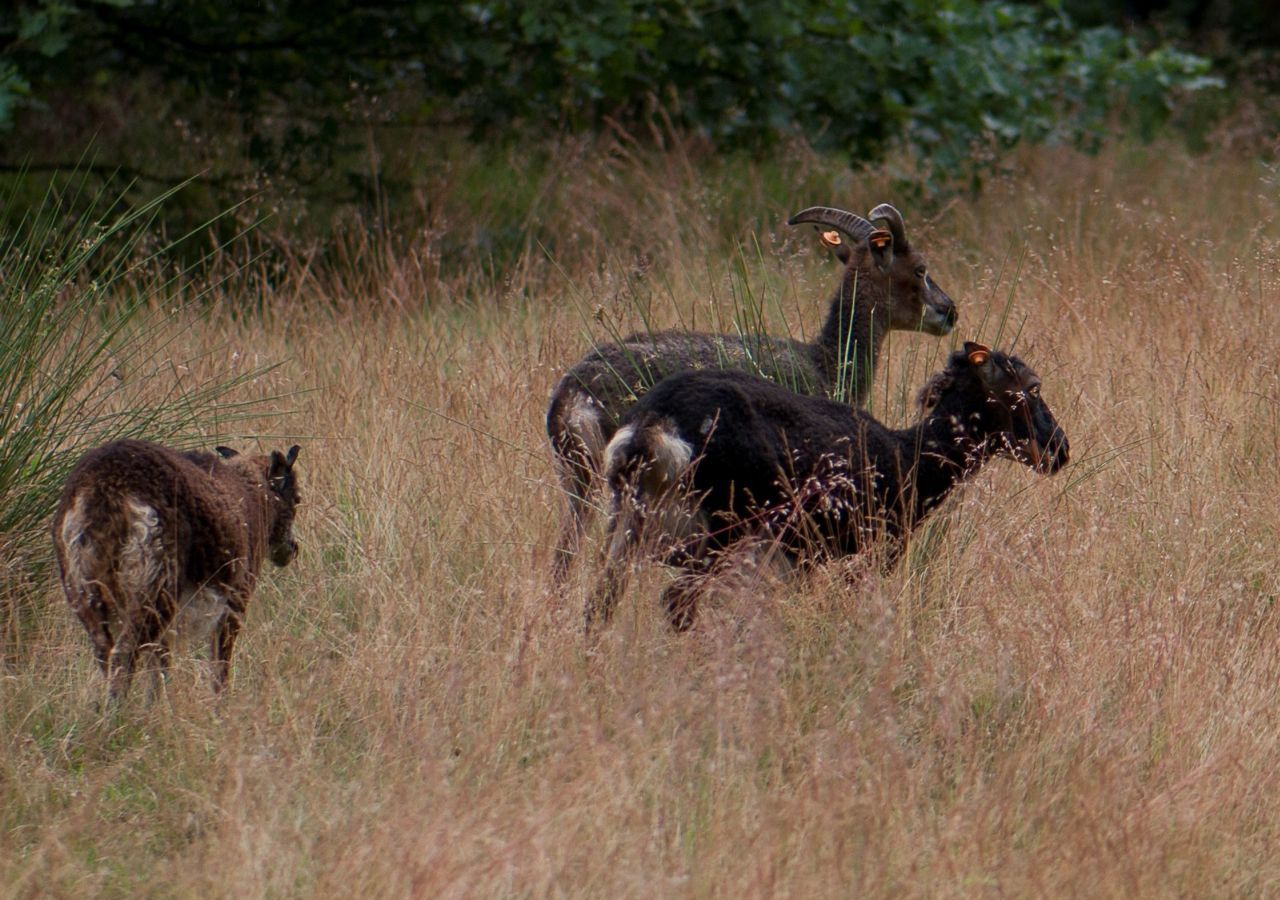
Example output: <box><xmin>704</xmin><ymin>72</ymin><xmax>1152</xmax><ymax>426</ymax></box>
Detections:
<box><xmin>820</xmin><ymin>230</ymin><xmax>842</xmax><ymax>247</ymax></box>
<box><xmin>869</xmin><ymin>230</ymin><xmax>892</xmax><ymax>250</ymax></box>
<box><xmin>963</xmin><ymin>341</ymin><xmax>992</xmax><ymax>366</ymax></box>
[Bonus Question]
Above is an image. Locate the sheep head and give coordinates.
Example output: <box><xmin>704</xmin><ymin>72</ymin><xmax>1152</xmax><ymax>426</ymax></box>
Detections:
<box><xmin>266</xmin><ymin>445</ymin><xmax>302</xmax><ymax>566</ymax></box>
<box><xmin>919</xmin><ymin>343</ymin><xmax>1070</xmax><ymax>474</ymax></box>
<box><xmin>789</xmin><ymin>203</ymin><xmax>957</xmax><ymax>336</ymax></box>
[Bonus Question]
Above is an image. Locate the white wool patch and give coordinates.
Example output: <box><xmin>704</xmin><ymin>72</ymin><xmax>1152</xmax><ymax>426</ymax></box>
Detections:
<box><xmin>601</xmin><ymin>423</ymin><xmax>703</xmax><ymax>558</ymax></box>
<box><xmin>119</xmin><ymin>497</ymin><xmax>163</xmax><ymax>598</ymax></box>
<box><xmin>602</xmin><ymin>425</ymin><xmax>636</xmax><ymax>478</ymax></box>
<box><xmin>57</xmin><ymin>493</ymin><xmax>93</xmax><ymax>586</ymax></box>
<box><xmin>567</xmin><ymin>395</ymin><xmax>606</xmax><ymax>458</ymax></box>
<box><xmin>603</xmin><ymin>423</ymin><xmax>693</xmax><ymax>486</ymax></box>
<box><xmin>175</xmin><ymin>586</ymin><xmax>230</xmax><ymax>644</ymax></box>
<box><xmin>648</xmin><ymin>426</ymin><xmax>693</xmax><ymax>477</ymax></box>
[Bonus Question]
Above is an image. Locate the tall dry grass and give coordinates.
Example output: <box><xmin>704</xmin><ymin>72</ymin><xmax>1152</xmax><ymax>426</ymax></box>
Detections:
<box><xmin>4</xmin><ymin>138</ymin><xmax>1280</xmax><ymax>897</ymax></box>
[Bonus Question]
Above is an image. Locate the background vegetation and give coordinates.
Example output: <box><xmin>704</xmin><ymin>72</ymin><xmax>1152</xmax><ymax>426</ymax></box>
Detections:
<box><xmin>3</xmin><ymin>0</ymin><xmax>1280</xmax><ymax>895</ymax></box>
<box><xmin>0</xmin><ymin>0</ymin><xmax>1226</xmax><ymax>202</ymax></box>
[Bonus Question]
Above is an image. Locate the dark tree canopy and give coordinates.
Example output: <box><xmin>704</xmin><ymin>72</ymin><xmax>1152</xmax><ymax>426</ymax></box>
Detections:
<box><xmin>1</xmin><ymin>1</ymin><xmax>1220</xmax><ymax>190</ymax></box>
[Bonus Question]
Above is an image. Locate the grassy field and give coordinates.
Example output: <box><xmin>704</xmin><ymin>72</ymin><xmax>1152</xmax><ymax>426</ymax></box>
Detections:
<box><xmin>4</xmin><ymin>138</ymin><xmax>1280</xmax><ymax>896</ymax></box>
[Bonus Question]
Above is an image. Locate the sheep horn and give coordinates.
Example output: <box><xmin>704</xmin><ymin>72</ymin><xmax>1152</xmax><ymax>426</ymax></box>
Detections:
<box><xmin>868</xmin><ymin>203</ymin><xmax>907</xmax><ymax>247</ymax></box>
<box><xmin>787</xmin><ymin>207</ymin><xmax>877</xmax><ymax>243</ymax></box>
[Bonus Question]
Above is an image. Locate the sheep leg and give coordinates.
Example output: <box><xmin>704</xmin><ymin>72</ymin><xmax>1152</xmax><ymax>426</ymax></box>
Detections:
<box><xmin>210</xmin><ymin>601</ymin><xmax>245</xmax><ymax>693</ymax></box>
<box><xmin>143</xmin><ymin>582</ymin><xmax>179</xmax><ymax>698</ymax></box>
<box><xmin>552</xmin><ymin>435</ymin><xmax>606</xmax><ymax>591</ymax></box>
<box><xmin>100</xmin><ymin>582</ymin><xmax>168</xmax><ymax>701</ymax></box>
<box><xmin>143</xmin><ymin>636</ymin><xmax>174</xmax><ymax>701</ymax></box>
<box><xmin>584</xmin><ymin>504</ymin><xmax>643</xmax><ymax>635</ymax></box>
<box><xmin>661</xmin><ymin>569</ymin><xmax>710</xmax><ymax>632</ymax></box>
<box><xmin>662</xmin><ymin>537</ymin><xmax>768</xmax><ymax>632</ymax></box>
<box><xmin>550</xmin><ymin>398</ymin><xmax>607</xmax><ymax>588</ymax></box>
<box><xmin>877</xmin><ymin>533</ymin><xmax>907</xmax><ymax>575</ymax></box>
<box><xmin>105</xmin><ymin>628</ymin><xmax>140</xmax><ymax>701</ymax></box>
<box><xmin>65</xmin><ymin>583</ymin><xmax>113</xmax><ymax>675</ymax></box>
<box><xmin>551</xmin><ymin>453</ymin><xmax>596</xmax><ymax>588</ymax></box>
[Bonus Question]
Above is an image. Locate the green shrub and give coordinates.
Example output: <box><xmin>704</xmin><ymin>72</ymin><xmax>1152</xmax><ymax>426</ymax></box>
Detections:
<box><xmin>0</xmin><ymin>1</ymin><xmax>1221</xmax><ymax>191</ymax></box>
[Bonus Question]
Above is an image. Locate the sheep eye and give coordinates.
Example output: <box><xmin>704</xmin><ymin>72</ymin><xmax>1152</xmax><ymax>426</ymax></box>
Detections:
<box><xmin>1027</xmin><ymin>385</ymin><xmax>1041</xmax><ymax>398</ymax></box>
<box><xmin>915</xmin><ymin>267</ymin><xmax>927</xmax><ymax>278</ymax></box>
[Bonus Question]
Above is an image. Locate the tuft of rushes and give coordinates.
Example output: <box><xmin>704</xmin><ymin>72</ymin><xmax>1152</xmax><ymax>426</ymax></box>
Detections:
<box><xmin>0</xmin><ymin>173</ymin><xmax>280</xmax><ymax>603</ymax></box>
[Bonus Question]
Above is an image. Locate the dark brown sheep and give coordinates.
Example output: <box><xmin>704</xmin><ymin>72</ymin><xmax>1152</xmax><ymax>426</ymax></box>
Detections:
<box><xmin>51</xmin><ymin>439</ymin><xmax>301</xmax><ymax>699</ymax></box>
<box><xmin>547</xmin><ymin>203</ymin><xmax>958</xmax><ymax>585</ymax></box>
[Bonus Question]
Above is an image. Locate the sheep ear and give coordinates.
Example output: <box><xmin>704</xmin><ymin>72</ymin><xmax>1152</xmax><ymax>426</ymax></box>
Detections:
<box><xmin>268</xmin><ymin>450</ymin><xmax>288</xmax><ymax>483</ymax></box>
<box><xmin>868</xmin><ymin>228</ymin><xmax>893</xmax><ymax>271</ymax></box>
<box><xmin>215</xmin><ymin>446</ymin><xmax>239</xmax><ymax>459</ymax></box>
<box><xmin>285</xmin><ymin>445</ymin><xmax>300</xmax><ymax>467</ymax></box>
<box><xmin>964</xmin><ymin>342</ymin><xmax>991</xmax><ymax>367</ymax></box>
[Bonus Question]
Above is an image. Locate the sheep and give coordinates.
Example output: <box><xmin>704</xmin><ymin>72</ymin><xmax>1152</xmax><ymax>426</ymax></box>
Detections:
<box><xmin>51</xmin><ymin>439</ymin><xmax>302</xmax><ymax>699</ymax></box>
<box><xmin>585</xmin><ymin>342</ymin><xmax>1069</xmax><ymax>634</ymax></box>
<box><xmin>547</xmin><ymin>202</ymin><xmax>958</xmax><ymax>584</ymax></box>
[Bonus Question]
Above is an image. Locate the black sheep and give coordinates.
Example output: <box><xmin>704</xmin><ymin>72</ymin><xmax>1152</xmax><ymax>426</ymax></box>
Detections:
<box><xmin>586</xmin><ymin>343</ymin><xmax>1068</xmax><ymax>634</ymax></box>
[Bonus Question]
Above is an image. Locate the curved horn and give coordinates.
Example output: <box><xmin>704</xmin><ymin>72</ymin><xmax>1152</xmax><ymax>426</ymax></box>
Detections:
<box><xmin>787</xmin><ymin>206</ymin><xmax>877</xmax><ymax>243</ymax></box>
<box><xmin>868</xmin><ymin>203</ymin><xmax>907</xmax><ymax>247</ymax></box>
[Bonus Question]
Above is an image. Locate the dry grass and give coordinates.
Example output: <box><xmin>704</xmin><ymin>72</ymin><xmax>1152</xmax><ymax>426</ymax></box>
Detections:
<box><xmin>4</xmin><ymin>139</ymin><xmax>1280</xmax><ymax>897</ymax></box>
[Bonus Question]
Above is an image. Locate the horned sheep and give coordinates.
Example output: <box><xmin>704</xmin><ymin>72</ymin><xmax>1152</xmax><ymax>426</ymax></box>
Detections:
<box><xmin>547</xmin><ymin>202</ymin><xmax>959</xmax><ymax>584</ymax></box>
<box><xmin>51</xmin><ymin>439</ymin><xmax>302</xmax><ymax>699</ymax></box>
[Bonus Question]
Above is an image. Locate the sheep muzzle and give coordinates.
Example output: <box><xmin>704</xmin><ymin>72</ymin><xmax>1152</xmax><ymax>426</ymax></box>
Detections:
<box><xmin>271</xmin><ymin>538</ymin><xmax>298</xmax><ymax>567</ymax></box>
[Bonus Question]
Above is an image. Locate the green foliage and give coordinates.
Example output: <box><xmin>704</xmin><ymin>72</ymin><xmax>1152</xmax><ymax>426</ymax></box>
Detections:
<box><xmin>0</xmin><ymin>1</ymin><xmax>1220</xmax><ymax>190</ymax></box>
<box><xmin>1064</xmin><ymin>0</ymin><xmax>1280</xmax><ymax>58</ymax></box>
<box><xmin>0</xmin><ymin>173</ymin><xmax>273</xmax><ymax>570</ymax></box>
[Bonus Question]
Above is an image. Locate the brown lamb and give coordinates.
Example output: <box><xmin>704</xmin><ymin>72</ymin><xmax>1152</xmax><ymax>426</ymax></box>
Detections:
<box><xmin>51</xmin><ymin>439</ymin><xmax>301</xmax><ymax>699</ymax></box>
